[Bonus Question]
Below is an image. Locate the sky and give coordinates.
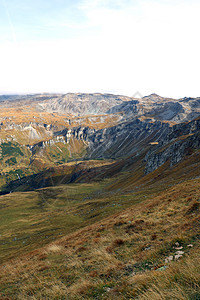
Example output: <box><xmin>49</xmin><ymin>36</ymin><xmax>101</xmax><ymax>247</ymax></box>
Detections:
<box><xmin>0</xmin><ymin>0</ymin><xmax>200</xmax><ymax>98</ymax></box>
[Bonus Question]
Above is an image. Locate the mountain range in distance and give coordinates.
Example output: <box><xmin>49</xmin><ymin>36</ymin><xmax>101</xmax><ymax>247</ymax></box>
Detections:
<box><xmin>1</xmin><ymin>92</ymin><xmax>200</xmax><ymax>192</ymax></box>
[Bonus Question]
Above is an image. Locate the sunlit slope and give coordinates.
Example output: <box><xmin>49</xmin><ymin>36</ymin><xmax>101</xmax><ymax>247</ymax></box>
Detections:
<box><xmin>0</xmin><ymin>176</ymin><xmax>199</xmax><ymax>299</ymax></box>
<box><xmin>0</xmin><ymin>138</ymin><xmax>89</xmax><ymax>190</ymax></box>
<box><xmin>0</xmin><ymin>145</ymin><xmax>200</xmax><ymax>262</ymax></box>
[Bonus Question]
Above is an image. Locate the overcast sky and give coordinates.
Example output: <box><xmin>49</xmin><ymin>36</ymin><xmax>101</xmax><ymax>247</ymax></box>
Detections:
<box><xmin>0</xmin><ymin>0</ymin><xmax>199</xmax><ymax>98</ymax></box>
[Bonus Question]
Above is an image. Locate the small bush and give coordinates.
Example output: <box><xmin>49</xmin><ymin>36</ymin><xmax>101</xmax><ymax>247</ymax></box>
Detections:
<box><xmin>151</xmin><ymin>234</ymin><xmax>157</xmax><ymax>240</ymax></box>
<box><xmin>186</xmin><ymin>201</ymin><xmax>200</xmax><ymax>214</ymax></box>
<box><xmin>112</xmin><ymin>238</ymin><xmax>125</xmax><ymax>247</ymax></box>
<box><xmin>76</xmin><ymin>246</ymin><xmax>87</xmax><ymax>253</ymax></box>
<box><xmin>106</xmin><ymin>246</ymin><xmax>113</xmax><ymax>253</ymax></box>
<box><xmin>89</xmin><ymin>271</ymin><xmax>98</xmax><ymax>277</ymax></box>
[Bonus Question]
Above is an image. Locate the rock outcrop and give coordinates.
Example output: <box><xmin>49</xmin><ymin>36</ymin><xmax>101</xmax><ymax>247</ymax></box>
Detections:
<box><xmin>145</xmin><ymin>118</ymin><xmax>200</xmax><ymax>173</ymax></box>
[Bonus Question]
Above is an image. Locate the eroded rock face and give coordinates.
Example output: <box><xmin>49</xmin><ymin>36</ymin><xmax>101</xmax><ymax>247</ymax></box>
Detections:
<box><xmin>55</xmin><ymin>116</ymin><xmax>200</xmax><ymax>174</ymax></box>
<box><xmin>26</xmin><ymin>118</ymin><xmax>161</xmax><ymax>158</ymax></box>
<box><xmin>28</xmin><ymin>114</ymin><xmax>200</xmax><ymax>175</ymax></box>
<box><xmin>31</xmin><ymin>119</ymin><xmax>168</xmax><ymax>160</ymax></box>
<box><xmin>144</xmin><ymin>118</ymin><xmax>200</xmax><ymax>173</ymax></box>
<box><xmin>37</xmin><ymin>93</ymin><xmax>131</xmax><ymax>116</ymax></box>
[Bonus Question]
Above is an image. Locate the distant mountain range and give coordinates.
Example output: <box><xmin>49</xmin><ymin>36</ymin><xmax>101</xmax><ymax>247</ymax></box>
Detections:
<box><xmin>1</xmin><ymin>92</ymin><xmax>200</xmax><ymax>122</ymax></box>
<box><xmin>0</xmin><ymin>92</ymin><xmax>200</xmax><ymax>193</ymax></box>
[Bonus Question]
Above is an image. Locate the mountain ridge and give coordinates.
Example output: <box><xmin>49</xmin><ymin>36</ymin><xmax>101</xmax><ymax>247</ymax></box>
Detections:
<box><xmin>0</xmin><ymin>92</ymin><xmax>200</xmax><ymax>195</ymax></box>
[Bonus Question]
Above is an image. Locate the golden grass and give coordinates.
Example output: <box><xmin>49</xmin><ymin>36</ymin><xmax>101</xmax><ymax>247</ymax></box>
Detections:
<box><xmin>132</xmin><ymin>252</ymin><xmax>200</xmax><ymax>300</ymax></box>
<box><xmin>0</xmin><ymin>177</ymin><xmax>199</xmax><ymax>299</ymax></box>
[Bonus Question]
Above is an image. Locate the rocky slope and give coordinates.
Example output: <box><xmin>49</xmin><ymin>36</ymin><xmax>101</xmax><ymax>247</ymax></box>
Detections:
<box><xmin>35</xmin><ymin>93</ymin><xmax>200</xmax><ymax>122</ymax></box>
<box><xmin>1</xmin><ymin>92</ymin><xmax>200</xmax><ymax>121</ymax></box>
<box><xmin>1</xmin><ymin>92</ymin><xmax>200</xmax><ymax>192</ymax></box>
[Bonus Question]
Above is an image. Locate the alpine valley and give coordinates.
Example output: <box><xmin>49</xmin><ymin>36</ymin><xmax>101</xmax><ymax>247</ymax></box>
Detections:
<box><xmin>0</xmin><ymin>93</ymin><xmax>199</xmax><ymax>299</ymax></box>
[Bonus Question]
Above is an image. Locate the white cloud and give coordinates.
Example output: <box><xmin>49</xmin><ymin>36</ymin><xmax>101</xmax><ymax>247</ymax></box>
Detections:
<box><xmin>0</xmin><ymin>0</ymin><xmax>200</xmax><ymax>98</ymax></box>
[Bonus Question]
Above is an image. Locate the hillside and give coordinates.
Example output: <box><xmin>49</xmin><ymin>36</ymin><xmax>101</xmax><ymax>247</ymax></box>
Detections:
<box><xmin>0</xmin><ymin>176</ymin><xmax>199</xmax><ymax>299</ymax></box>
<box><xmin>0</xmin><ymin>92</ymin><xmax>200</xmax><ymax>299</ymax></box>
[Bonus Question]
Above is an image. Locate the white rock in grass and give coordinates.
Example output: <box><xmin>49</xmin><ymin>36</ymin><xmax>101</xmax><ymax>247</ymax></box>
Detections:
<box><xmin>175</xmin><ymin>251</ymin><xmax>184</xmax><ymax>255</ymax></box>
<box><xmin>175</xmin><ymin>254</ymin><xmax>183</xmax><ymax>260</ymax></box>
<box><xmin>165</xmin><ymin>255</ymin><xmax>173</xmax><ymax>263</ymax></box>
<box><xmin>174</xmin><ymin>250</ymin><xmax>184</xmax><ymax>260</ymax></box>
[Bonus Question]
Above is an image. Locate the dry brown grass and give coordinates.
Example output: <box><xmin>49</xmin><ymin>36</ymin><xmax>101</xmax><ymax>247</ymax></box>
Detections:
<box><xmin>130</xmin><ymin>252</ymin><xmax>200</xmax><ymax>300</ymax></box>
<box><xmin>0</xmin><ymin>178</ymin><xmax>199</xmax><ymax>299</ymax></box>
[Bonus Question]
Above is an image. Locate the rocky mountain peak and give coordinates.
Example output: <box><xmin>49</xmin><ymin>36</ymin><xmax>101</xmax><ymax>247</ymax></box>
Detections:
<box><xmin>142</xmin><ymin>93</ymin><xmax>172</xmax><ymax>102</ymax></box>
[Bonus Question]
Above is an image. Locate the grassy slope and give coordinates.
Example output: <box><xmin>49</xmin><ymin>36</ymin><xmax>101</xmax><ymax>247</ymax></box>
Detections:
<box><xmin>0</xmin><ymin>178</ymin><xmax>157</xmax><ymax>263</ymax></box>
<box><xmin>0</xmin><ymin>163</ymin><xmax>199</xmax><ymax>298</ymax></box>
